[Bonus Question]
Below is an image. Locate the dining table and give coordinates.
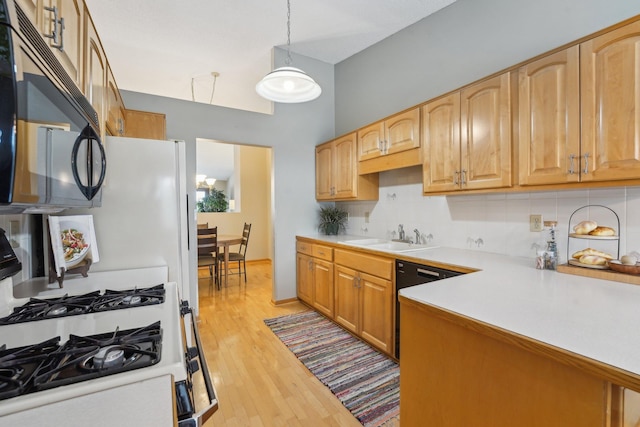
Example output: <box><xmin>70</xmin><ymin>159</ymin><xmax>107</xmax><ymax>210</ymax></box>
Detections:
<box><xmin>217</xmin><ymin>234</ymin><xmax>243</xmax><ymax>287</ymax></box>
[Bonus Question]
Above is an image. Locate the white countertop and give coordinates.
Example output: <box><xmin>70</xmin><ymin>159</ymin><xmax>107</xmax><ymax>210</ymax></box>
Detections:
<box><xmin>300</xmin><ymin>233</ymin><xmax>640</xmax><ymax>380</ymax></box>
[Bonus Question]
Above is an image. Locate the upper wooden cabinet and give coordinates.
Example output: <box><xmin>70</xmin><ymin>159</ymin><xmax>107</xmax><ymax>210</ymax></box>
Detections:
<box><xmin>423</xmin><ymin>73</ymin><xmax>511</xmax><ymax>193</ymax></box>
<box><xmin>46</xmin><ymin>0</ymin><xmax>83</xmax><ymax>87</ymax></box>
<box><xmin>16</xmin><ymin>0</ymin><xmax>84</xmax><ymax>88</ymax></box>
<box><xmin>83</xmin><ymin>8</ymin><xmax>106</xmax><ymax>137</ymax></box>
<box><xmin>358</xmin><ymin>108</ymin><xmax>421</xmax><ymax>174</ymax></box>
<box><xmin>315</xmin><ymin>133</ymin><xmax>378</xmax><ymax>201</ymax></box>
<box><xmin>580</xmin><ymin>20</ymin><xmax>640</xmax><ymax>182</ymax></box>
<box><xmin>106</xmin><ymin>65</ymin><xmax>126</xmax><ymax>136</ymax></box>
<box><xmin>124</xmin><ymin>109</ymin><xmax>166</xmax><ymax>140</ymax></box>
<box><xmin>518</xmin><ymin>46</ymin><xmax>580</xmax><ymax>186</ymax></box>
<box><xmin>422</xmin><ymin>92</ymin><xmax>461</xmax><ymax>192</ymax></box>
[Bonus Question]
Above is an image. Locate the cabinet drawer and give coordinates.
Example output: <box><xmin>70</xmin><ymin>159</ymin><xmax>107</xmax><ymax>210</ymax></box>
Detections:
<box><xmin>297</xmin><ymin>241</ymin><xmax>333</xmax><ymax>261</ymax></box>
<box><xmin>334</xmin><ymin>249</ymin><xmax>393</xmax><ymax>280</ymax></box>
<box><xmin>312</xmin><ymin>245</ymin><xmax>333</xmax><ymax>261</ymax></box>
<box><xmin>296</xmin><ymin>241</ymin><xmax>313</xmax><ymax>256</ymax></box>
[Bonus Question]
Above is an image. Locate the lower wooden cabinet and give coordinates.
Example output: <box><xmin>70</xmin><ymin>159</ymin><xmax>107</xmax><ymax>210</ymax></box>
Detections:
<box><xmin>400</xmin><ymin>297</ymin><xmax>618</xmax><ymax>427</ymax></box>
<box><xmin>296</xmin><ymin>241</ymin><xmax>334</xmax><ymax>317</ymax></box>
<box><xmin>334</xmin><ymin>249</ymin><xmax>393</xmax><ymax>355</ymax></box>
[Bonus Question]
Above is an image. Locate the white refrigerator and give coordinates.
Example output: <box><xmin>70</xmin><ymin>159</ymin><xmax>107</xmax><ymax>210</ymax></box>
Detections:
<box><xmin>67</xmin><ymin>136</ymin><xmax>194</xmax><ymax>305</ymax></box>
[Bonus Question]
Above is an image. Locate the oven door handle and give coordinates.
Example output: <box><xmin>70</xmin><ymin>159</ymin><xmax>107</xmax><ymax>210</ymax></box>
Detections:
<box><xmin>182</xmin><ymin>303</ymin><xmax>218</xmax><ymax>426</ymax></box>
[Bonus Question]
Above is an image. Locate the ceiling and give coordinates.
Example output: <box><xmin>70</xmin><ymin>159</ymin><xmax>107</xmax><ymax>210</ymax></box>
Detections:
<box><xmin>84</xmin><ymin>0</ymin><xmax>457</xmax><ymax>114</ymax></box>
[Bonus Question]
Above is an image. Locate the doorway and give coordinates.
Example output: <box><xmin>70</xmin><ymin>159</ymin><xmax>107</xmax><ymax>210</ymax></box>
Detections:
<box><xmin>195</xmin><ymin>139</ymin><xmax>273</xmax><ymax>288</ymax></box>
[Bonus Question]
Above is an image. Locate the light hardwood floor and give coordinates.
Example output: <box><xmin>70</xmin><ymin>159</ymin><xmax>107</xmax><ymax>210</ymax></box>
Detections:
<box><xmin>196</xmin><ymin>261</ymin><xmax>364</xmax><ymax>426</ymax></box>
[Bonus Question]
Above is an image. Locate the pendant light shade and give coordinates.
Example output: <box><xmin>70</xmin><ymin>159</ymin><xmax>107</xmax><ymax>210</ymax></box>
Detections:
<box><xmin>256</xmin><ymin>0</ymin><xmax>321</xmax><ymax>103</ymax></box>
<box><xmin>256</xmin><ymin>66</ymin><xmax>321</xmax><ymax>103</ymax></box>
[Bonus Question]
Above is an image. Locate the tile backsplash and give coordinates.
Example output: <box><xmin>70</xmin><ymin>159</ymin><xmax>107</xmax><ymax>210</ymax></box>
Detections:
<box><xmin>339</xmin><ymin>166</ymin><xmax>640</xmax><ymax>263</ymax></box>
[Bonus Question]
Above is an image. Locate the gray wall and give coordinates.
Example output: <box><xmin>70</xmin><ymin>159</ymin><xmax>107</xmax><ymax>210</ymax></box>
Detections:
<box><xmin>122</xmin><ymin>49</ymin><xmax>334</xmax><ymax>307</ymax></box>
<box><xmin>120</xmin><ymin>0</ymin><xmax>640</xmax><ymax>307</ymax></box>
<box><xmin>335</xmin><ymin>0</ymin><xmax>640</xmax><ymax>134</ymax></box>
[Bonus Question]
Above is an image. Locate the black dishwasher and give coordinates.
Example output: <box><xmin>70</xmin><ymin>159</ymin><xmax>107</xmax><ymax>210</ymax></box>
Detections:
<box><xmin>395</xmin><ymin>259</ymin><xmax>463</xmax><ymax>358</ymax></box>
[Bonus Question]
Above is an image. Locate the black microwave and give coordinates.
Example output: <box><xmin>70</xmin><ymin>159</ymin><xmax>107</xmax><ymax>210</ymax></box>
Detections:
<box><xmin>0</xmin><ymin>0</ymin><xmax>106</xmax><ymax>214</ymax></box>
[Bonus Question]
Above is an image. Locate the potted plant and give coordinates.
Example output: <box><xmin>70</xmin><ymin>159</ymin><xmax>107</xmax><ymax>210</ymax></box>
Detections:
<box><xmin>197</xmin><ymin>189</ymin><xmax>229</xmax><ymax>212</ymax></box>
<box><xmin>318</xmin><ymin>206</ymin><xmax>348</xmax><ymax>235</ymax></box>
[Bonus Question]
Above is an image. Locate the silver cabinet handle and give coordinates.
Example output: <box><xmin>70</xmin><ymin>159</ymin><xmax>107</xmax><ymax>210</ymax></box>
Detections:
<box><xmin>568</xmin><ymin>154</ymin><xmax>576</xmax><ymax>174</ymax></box>
<box><xmin>44</xmin><ymin>6</ymin><xmax>65</xmax><ymax>51</ymax></box>
<box><xmin>583</xmin><ymin>153</ymin><xmax>590</xmax><ymax>175</ymax></box>
<box><xmin>308</xmin><ymin>259</ymin><xmax>313</xmax><ymax>271</ymax></box>
<box><xmin>461</xmin><ymin>169</ymin><xmax>467</xmax><ymax>185</ymax></box>
<box><xmin>454</xmin><ymin>170</ymin><xmax>459</xmax><ymax>185</ymax></box>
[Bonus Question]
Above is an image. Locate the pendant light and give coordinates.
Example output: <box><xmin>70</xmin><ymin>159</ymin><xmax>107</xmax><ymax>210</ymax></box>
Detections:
<box><xmin>256</xmin><ymin>0</ymin><xmax>321</xmax><ymax>103</ymax></box>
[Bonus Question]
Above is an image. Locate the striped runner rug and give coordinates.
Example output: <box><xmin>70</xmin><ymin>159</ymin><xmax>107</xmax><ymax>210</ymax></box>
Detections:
<box><xmin>264</xmin><ymin>310</ymin><xmax>399</xmax><ymax>426</ymax></box>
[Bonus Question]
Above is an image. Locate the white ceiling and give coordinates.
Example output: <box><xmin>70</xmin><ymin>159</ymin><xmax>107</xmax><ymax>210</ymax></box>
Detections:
<box><xmin>84</xmin><ymin>0</ymin><xmax>457</xmax><ymax>114</ymax></box>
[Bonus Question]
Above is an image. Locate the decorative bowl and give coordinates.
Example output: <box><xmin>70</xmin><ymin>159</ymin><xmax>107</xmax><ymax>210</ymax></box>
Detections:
<box><xmin>608</xmin><ymin>260</ymin><xmax>640</xmax><ymax>275</ymax></box>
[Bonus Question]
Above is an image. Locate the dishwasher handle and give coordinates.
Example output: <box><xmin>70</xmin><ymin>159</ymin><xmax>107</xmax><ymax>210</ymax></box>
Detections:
<box><xmin>417</xmin><ymin>268</ymin><xmax>441</xmax><ymax>279</ymax></box>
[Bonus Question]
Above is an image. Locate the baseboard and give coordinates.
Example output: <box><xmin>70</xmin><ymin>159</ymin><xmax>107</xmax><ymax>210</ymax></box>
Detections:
<box><xmin>272</xmin><ymin>297</ymin><xmax>300</xmax><ymax>306</ymax></box>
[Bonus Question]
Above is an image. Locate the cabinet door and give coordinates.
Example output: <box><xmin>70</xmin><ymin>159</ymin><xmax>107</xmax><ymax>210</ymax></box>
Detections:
<box><xmin>461</xmin><ymin>73</ymin><xmax>512</xmax><ymax>190</ymax></box>
<box><xmin>312</xmin><ymin>259</ymin><xmax>334</xmax><ymax>318</ymax></box>
<box><xmin>315</xmin><ymin>142</ymin><xmax>333</xmax><ymax>200</ymax></box>
<box><xmin>422</xmin><ymin>92</ymin><xmax>461</xmax><ymax>193</ymax></box>
<box><xmin>333</xmin><ymin>134</ymin><xmax>357</xmax><ymax>199</ymax></box>
<box><xmin>518</xmin><ymin>46</ymin><xmax>580</xmax><ymax>185</ymax></box>
<box><xmin>334</xmin><ymin>265</ymin><xmax>359</xmax><ymax>334</ymax></box>
<box><xmin>359</xmin><ymin>272</ymin><xmax>392</xmax><ymax>354</ymax></box>
<box><xmin>357</xmin><ymin>122</ymin><xmax>384</xmax><ymax>161</ymax></box>
<box><xmin>123</xmin><ymin>109</ymin><xmax>166</xmax><ymax>140</ymax></box>
<box><xmin>385</xmin><ymin>108</ymin><xmax>420</xmax><ymax>155</ymax></box>
<box><xmin>296</xmin><ymin>253</ymin><xmax>313</xmax><ymax>305</ymax></box>
<box><xmin>84</xmin><ymin>10</ymin><xmax>106</xmax><ymax>135</ymax></box>
<box><xmin>43</xmin><ymin>0</ymin><xmax>83</xmax><ymax>88</ymax></box>
<box><xmin>106</xmin><ymin>66</ymin><xmax>125</xmax><ymax>136</ymax></box>
<box><xmin>581</xmin><ymin>20</ymin><xmax>640</xmax><ymax>182</ymax></box>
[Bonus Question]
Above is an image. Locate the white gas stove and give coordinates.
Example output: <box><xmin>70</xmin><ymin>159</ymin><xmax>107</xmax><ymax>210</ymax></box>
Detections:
<box><xmin>0</xmin><ymin>267</ymin><xmax>217</xmax><ymax>426</ymax></box>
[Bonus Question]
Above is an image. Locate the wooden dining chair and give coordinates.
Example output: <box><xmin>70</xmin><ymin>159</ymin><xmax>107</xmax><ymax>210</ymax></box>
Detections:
<box><xmin>197</xmin><ymin>223</ymin><xmax>209</xmax><ymax>229</ymax></box>
<box><xmin>218</xmin><ymin>223</ymin><xmax>251</xmax><ymax>284</ymax></box>
<box><xmin>197</xmin><ymin>226</ymin><xmax>219</xmax><ymax>290</ymax></box>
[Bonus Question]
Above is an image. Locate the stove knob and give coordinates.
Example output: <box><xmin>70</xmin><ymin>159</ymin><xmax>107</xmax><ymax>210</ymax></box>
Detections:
<box><xmin>188</xmin><ymin>359</ymin><xmax>200</xmax><ymax>374</ymax></box>
<box><xmin>186</xmin><ymin>346</ymin><xmax>198</xmax><ymax>360</ymax></box>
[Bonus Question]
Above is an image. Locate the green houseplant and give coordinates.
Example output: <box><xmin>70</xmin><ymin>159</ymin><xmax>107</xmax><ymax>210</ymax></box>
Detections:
<box><xmin>197</xmin><ymin>189</ymin><xmax>229</xmax><ymax>212</ymax></box>
<box><xmin>318</xmin><ymin>206</ymin><xmax>348</xmax><ymax>235</ymax></box>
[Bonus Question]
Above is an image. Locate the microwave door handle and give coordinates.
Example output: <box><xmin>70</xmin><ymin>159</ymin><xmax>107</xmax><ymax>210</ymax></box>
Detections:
<box><xmin>71</xmin><ymin>125</ymin><xmax>106</xmax><ymax>200</ymax></box>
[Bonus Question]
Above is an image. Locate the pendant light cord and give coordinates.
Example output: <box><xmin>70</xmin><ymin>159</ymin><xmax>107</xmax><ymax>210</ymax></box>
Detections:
<box><xmin>285</xmin><ymin>0</ymin><xmax>292</xmax><ymax>66</ymax></box>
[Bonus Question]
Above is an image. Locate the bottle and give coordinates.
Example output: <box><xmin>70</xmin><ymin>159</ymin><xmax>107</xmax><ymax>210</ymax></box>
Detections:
<box><xmin>544</xmin><ymin>221</ymin><xmax>558</xmax><ymax>270</ymax></box>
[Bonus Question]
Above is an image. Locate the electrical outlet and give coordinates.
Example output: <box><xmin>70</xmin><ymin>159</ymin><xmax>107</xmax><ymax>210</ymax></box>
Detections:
<box><xmin>364</xmin><ymin>211</ymin><xmax>370</xmax><ymax>223</ymax></box>
<box><xmin>530</xmin><ymin>214</ymin><xmax>543</xmax><ymax>232</ymax></box>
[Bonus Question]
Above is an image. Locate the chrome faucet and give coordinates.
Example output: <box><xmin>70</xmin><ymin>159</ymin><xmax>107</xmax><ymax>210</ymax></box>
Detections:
<box><xmin>398</xmin><ymin>224</ymin><xmax>405</xmax><ymax>242</ymax></box>
<box><xmin>414</xmin><ymin>229</ymin><xmax>421</xmax><ymax>244</ymax></box>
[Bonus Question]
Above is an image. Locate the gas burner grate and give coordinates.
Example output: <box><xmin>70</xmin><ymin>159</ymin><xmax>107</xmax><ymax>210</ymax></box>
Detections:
<box><xmin>0</xmin><ymin>291</ymin><xmax>100</xmax><ymax>324</ymax></box>
<box><xmin>91</xmin><ymin>284</ymin><xmax>165</xmax><ymax>312</ymax></box>
<box><xmin>0</xmin><ymin>284</ymin><xmax>166</xmax><ymax>325</ymax></box>
<box><xmin>0</xmin><ymin>337</ymin><xmax>61</xmax><ymax>400</ymax></box>
<box><xmin>33</xmin><ymin>322</ymin><xmax>162</xmax><ymax>391</ymax></box>
<box><xmin>0</xmin><ymin>322</ymin><xmax>162</xmax><ymax>400</ymax></box>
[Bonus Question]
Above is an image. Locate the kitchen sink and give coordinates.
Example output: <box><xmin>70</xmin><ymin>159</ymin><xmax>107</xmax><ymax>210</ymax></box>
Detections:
<box><xmin>338</xmin><ymin>238</ymin><xmax>389</xmax><ymax>246</ymax></box>
<box><xmin>366</xmin><ymin>241</ymin><xmax>438</xmax><ymax>253</ymax></box>
<box><xmin>339</xmin><ymin>238</ymin><xmax>438</xmax><ymax>253</ymax></box>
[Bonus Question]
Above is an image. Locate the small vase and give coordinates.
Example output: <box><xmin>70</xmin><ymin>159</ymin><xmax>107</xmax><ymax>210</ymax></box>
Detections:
<box><xmin>325</xmin><ymin>223</ymin><xmax>340</xmax><ymax>235</ymax></box>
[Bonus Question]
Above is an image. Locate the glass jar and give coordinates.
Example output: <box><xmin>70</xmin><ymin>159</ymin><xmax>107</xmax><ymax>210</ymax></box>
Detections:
<box><xmin>544</xmin><ymin>221</ymin><xmax>558</xmax><ymax>270</ymax></box>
